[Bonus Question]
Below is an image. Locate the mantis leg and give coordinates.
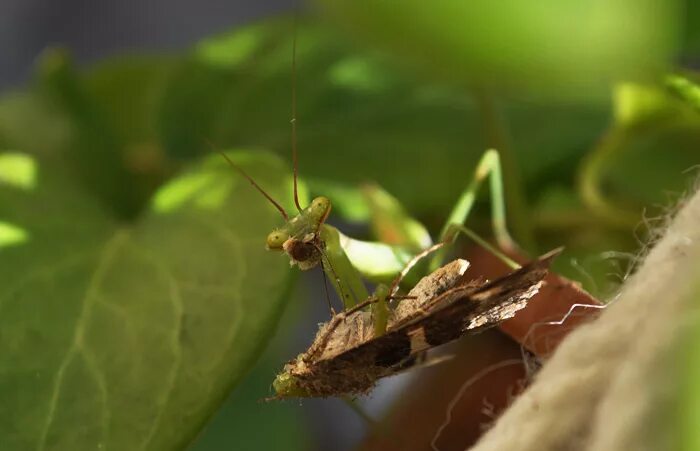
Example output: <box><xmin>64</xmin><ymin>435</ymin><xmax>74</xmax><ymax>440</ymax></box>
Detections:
<box><xmin>338</xmin><ymin>184</ymin><xmax>432</xmax><ymax>284</ymax></box>
<box><xmin>371</xmin><ymin>244</ymin><xmax>447</xmax><ymax>336</ymax></box>
<box><xmin>320</xmin><ymin>224</ymin><xmax>369</xmax><ymax>309</ymax></box>
<box><xmin>371</xmin><ymin>284</ymin><xmax>390</xmax><ymax>337</ymax></box>
<box><xmin>442</xmin><ymin>224</ymin><xmax>520</xmax><ymax>270</ymax></box>
<box><xmin>338</xmin><ymin>231</ymin><xmax>415</xmax><ymax>283</ymax></box>
<box><xmin>430</xmin><ymin>149</ymin><xmax>517</xmax><ymax>272</ymax></box>
<box><xmin>360</xmin><ymin>182</ymin><xmax>432</xmax><ymax>252</ymax></box>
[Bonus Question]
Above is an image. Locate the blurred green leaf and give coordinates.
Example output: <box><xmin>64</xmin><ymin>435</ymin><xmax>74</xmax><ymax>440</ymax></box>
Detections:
<box><xmin>580</xmin><ymin>83</ymin><xmax>700</xmax><ymax>225</ymax></box>
<box><xmin>0</xmin><ymin>90</ymin><xmax>72</xmax><ymax>158</ymax></box>
<box><xmin>666</xmin><ymin>74</ymin><xmax>700</xmax><ymax>113</ymax></box>
<box><xmin>603</xmin><ymin>124</ymin><xmax>700</xmax><ymax>207</ymax></box>
<box><xmin>361</xmin><ymin>182</ymin><xmax>432</xmax><ymax>250</ymax></box>
<box><xmin>680</xmin><ymin>0</ymin><xmax>700</xmax><ymax>57</ymax></box>
<box><xmin>0</xmin><ymin>150</ymin><xmax>294</xmax><ymax>450</ymax></box>
<box><xmin>157</xmin><ymin>17</ymin><xmax>616</xmax><ymax>228</ymax></box>
<box><xmin>613</xmin><ymin>83</ymin><xmax>686</xmax><ymax>127</ymax></box>
<box><xmin>315</xmin><ymin>0</ymin><xmax>680</xmax><ymax>99</ymax></box>
<box><xmin>0</xmin><ymin>152</ymin><xmax>37</xmax><ymax>190</ymax></box>
<box><xmin>0</xmin><ymin>220</ymin><xmax>30</xmax><ymax>248</ymax></box>
<box><xmin>305</xmin><ymin>177</ymin><xmax>371</xmax><ymax>222</ymax></box>
<box><xmin>680</xmin><ymin>263</ymin><xmax>700</xmax><ymax>451</ymax></box>
<box><xmin>190</xmin><ymin>334</ymin><xmax>311</xmax><ymax>451</ymax></box>
<box><xmin>38</xmin><ymin>49</ymin><xmax>163</xmax><ymax>220</ymax></box>
<box><xmin>85</xmin><ymin>56</ymin><xmax>176</xmax><ymax>143</ymax></box>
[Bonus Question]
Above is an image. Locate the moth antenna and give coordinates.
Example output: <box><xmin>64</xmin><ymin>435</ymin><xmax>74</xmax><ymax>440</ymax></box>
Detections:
<box><xmin>389</xmin><ymin>243</ymin><xmax>446</xmax><ymax>296</ymax></box>
<box><xmin>207</xmin><ymin>140</ymin><xmax>289</xmax><ymax>221</ymax></box>
<box><xmin>291</xmin><ymin>14</ymin><xmax>303</xmax><ymax>212</ymax></box>
<box><xmin>313</xmin><ymin>242</ymin><xmax>351</xmax><ymax>309</ymax></box>
<box><xmin>318</xmin><ymin>259</ymin><xmax>337</xmax><ymax>316</ymax></box>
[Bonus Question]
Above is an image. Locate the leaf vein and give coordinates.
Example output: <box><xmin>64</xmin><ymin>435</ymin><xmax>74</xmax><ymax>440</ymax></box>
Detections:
<box><xmin>133</xmin><ymin>247</ymin><xmax>185</xmax><ymax>451</ymax></box>
<box><xmin>36</xmin><ymin>231</ymin><xmax>129</xmax><ymax>451</ymax></box>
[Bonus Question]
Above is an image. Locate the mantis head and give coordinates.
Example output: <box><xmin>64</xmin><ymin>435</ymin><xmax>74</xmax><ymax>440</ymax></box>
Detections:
<box><xmin>266</xmin><ymin>196</ymin><xmax>332</xmax><ymax>270</ymax></box>
<box><xmin>215</xmin><ymin>150</ymin><xmax>332</xmax><ymax>270</ymax></box>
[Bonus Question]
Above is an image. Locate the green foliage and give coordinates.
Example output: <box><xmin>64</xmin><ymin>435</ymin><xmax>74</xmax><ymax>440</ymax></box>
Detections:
<box><xmin>315</xmin><ymin>0</ymin><xmax>680</xmax><ymax>99</ymax></box>
<box><xmin>0</xmin><ymin>147</ymin><xmax>294</xmax><ymax>449</ymax></box>
<box><xmin>666</xmin><ymin>74</ymin><xmax>700</xmax><ymax>113</ymax></box>
<box><xmin>680</xmin><ymin>272</ymin><xmax>700</xmax><ymax>451</ymax></box>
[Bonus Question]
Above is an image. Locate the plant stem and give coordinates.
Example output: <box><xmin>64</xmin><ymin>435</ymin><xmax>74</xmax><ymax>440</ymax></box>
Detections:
<box><xmin>577</xmin><ymin>127</ymin><xmax>641</xmax><ymax>230</ymax></box>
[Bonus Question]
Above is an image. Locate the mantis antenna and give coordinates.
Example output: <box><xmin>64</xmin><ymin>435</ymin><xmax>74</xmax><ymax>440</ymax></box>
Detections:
<box><xmin>290</xmin><ymin>15</ymin><xmax>302</xmax><ymax>213</ymax></box>
<box><xmin>209</xmin><ymin>142</ymin><xmax>290</xmax><ymax>221</ymax></box>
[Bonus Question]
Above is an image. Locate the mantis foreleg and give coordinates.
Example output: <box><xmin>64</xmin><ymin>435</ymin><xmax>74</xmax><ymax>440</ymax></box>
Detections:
<box><xmin>430</xmin><ymin>149</ymin><xmax>516</xmax><ymax>271</ymax></box>
<box><xmin>442</xmin><ymin>224</ymin><xmax>520</xmax><ymax>270</ymax></box>
<box><xmin>319</xmin><ymin>224</ymin><xmax>370</xmax><ymax>309</ymax></box>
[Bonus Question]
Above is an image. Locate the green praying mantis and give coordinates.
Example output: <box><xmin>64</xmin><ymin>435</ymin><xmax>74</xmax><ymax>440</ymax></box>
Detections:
<box><xmin>218</xmin><ymin>145</ymin><xmax>530</xmax><ymax>398</ymax></box>
<box><xmin>214</xmin><ymin>29</ymin><xmax>532</xmax><ymax>399</ymax></box>
<box><xmin>219</xmin><ymin>146</ymin><xmax>521</xmax><ymax>320</ymax></box>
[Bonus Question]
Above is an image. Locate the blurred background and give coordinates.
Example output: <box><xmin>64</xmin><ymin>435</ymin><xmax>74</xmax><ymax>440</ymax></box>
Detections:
<box><xmin>0</xmin><ymin>0</ymin><xmax>295</xmax><ymax>89</ymax></box>
<box><xmin>1</xmin><ymin>1</ymin><xmax>700</xmax><ymax>450</ymax></box>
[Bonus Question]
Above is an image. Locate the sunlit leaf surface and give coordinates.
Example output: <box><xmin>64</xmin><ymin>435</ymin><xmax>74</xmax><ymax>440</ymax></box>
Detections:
<box><xmin>0</xmin><ymin>151</ymin><xmax>294</xmax><ymax>450</ymax></box>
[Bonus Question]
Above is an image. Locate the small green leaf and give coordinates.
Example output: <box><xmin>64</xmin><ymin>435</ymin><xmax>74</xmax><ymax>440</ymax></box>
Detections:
<box><xmin>305</xmin><ymin>177</ymin><xmax>370</xmax><ymax>222</ymax></box>
<box><xmin>666</xmin><ymin>74</ymin><xmax>700</xmax><ymax>113</ymax></box>
<box><xmin>613</xmin><ymin>83</ymin><xmax>684</xmax><ymax>127</ymax></box>
<box><xmin>0</xmin><ymin>150</ymin><xmax>294</xmax><ymax>450</ymax></box>
<box><xmin>361</xmin><ymin>182</ymin><xmax>432</xmax><ymax>250</ymax></box>
<box><xmin>0</xmin><ymin>220</ymin><xmax>29</xmax><ymax>248</ymax></box>
<box><xmin>0</xmin><ymin>152</ymin><xmax>37</xmax><ymax>190</ymax></box>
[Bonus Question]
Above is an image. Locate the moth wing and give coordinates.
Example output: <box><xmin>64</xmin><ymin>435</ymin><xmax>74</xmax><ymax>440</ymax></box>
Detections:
<box><xmin>326</xmin><ymin>249</ymin><xmax>560</xmax><ymax>369</ymax></box>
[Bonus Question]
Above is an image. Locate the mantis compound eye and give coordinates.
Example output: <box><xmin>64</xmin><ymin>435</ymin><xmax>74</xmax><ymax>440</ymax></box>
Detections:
<box><xmin>308</xmin><ymin>196</ymin><xmax>331</xmax><ymax>224</ymax></box>
<box><xmin>266</xmin><ymin>230</ymin><xmax>289</xmax><ymax>250</ymax></box>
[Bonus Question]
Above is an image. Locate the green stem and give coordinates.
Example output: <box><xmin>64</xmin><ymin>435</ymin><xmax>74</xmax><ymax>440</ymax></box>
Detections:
<box><xmin>577</xmin><ymin>127</ymin><xmax>641</xmax><ymax>230</ymax></box>
<box><xmin>430</xmin><ymin>149</ymin><xmax>516</xmax><ymax>272</ymax></box>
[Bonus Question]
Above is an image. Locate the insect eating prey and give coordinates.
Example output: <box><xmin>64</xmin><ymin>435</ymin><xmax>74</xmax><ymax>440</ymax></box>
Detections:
<box><xmin>213</xmin><ymin>26</ymin><xmax>563</xmax><ymax>397</ymax></box>
<box><xmin>271</xmin><ymin>248</ymin><xmax>561</xmax><ymax>399</ymax></box>
<box><xmin>213</xmin><ymin>27</ymin><xmax>526</xmax><ymax>318</ymax></box>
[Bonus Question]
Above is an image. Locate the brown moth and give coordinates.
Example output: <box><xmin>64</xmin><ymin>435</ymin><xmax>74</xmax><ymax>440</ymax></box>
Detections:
<box><xmin>271</xmin><ymin>248</ymin><xmax>561</xmax><ymax>398</ymax></box>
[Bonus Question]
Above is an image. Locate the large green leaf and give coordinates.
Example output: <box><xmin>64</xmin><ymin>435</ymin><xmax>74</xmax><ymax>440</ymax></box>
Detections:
<box><xmin>315</xmin><ymin>0</ymin><xmax>680</xmax><ymax>99</ymax></box>
<box><xmin>0</xmin><ymin>150</ymin><xmax>294</xmax><ymax>450</ymax></box>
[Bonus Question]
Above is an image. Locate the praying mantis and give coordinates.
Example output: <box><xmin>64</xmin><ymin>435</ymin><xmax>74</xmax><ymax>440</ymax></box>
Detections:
<box><xmin>219</xmin><ymin>145</ymin><xmax>538</xmax><ymax>399</ymax></box>
<box><xmin>215</xmin><ymin>29</ymin><xmax>534</xmax><ymax>399</ymax></box>
<box><xmin>220</xmin><ymin>145</ymin><xmax>521</xmax><ymax>325</ymax></box>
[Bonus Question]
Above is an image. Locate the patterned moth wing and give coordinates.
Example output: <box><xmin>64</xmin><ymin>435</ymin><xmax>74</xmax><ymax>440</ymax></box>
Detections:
<box><xmin>273</xmin><ymin>249</ymin><xmax>561</xmax><ymax>398</ymax></box>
